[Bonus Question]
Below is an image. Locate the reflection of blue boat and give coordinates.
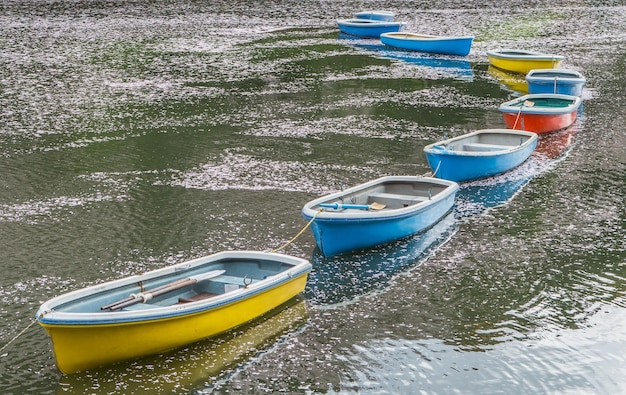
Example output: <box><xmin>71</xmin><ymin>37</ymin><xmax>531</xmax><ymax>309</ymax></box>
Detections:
<box><xmin>380</xmin><ymin>32</ymin><xmax>474</xmax><ymax>56</ymax></box>
<box><xmin>304</xmin><ymin>212</ymin><xmax>457</xmax><ymax>305</ymax></box>
<box><xmin>353</xmin><ymin>43</ymin><xmax>474</xmax><ymax>79</ymax></box>
<box><xmin>526</xmin><ymin>69</ymin><xmax>586</xmax><ymax>96</ymax></box>
<box><xmin>302</xmin><ymin>176</ymin><xmax>459</xmax><ymax>257</ymax></box>
<box><xmin>337</xmin><ymin>18</ymin><xmax>406</xmax><ymax>38</ymax></box>
<box><xmin>455</xmin><ymin>172</ymin><xmax>534</xmax><ymax>218</ymax></box>
<box><xmin>354</xmin><ymin>10</ymin><xmax>395</xmax><ymax>21</ymax></box>
<box><xmin>423</xmin><ymin>129</ymin><xmax>538</xmax><ymax>182</ymax></box>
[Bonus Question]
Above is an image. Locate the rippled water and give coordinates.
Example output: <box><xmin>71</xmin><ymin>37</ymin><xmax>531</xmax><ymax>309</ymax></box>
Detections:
<box><xmin>0</xmin><ymin>1</ymin><xmax>624</xmax><ymax>393</ymax></box>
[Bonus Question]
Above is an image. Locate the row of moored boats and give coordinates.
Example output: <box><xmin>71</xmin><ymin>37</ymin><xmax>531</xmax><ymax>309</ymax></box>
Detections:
<box><xmin>35</xmin><ymin>10</ymin><xmax>588</xmax><ymax>375</ymax></box>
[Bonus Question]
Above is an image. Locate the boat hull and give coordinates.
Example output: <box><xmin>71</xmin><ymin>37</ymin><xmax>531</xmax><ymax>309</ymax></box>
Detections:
<box><xmin>337</xmin><ymin>19</ymin><xmax>406</xmax><ymax>38</ymax></box>
<box><xmin>380</xmin><ymin>32</ymin><xmax>473</xmax><ymax>56</ymax></box>
<box><xmin>302</xmin><ymin>176</ymin><xmax>459</xmax><ymax>257</ymax></box>
<box><xmin>423</xmin><ymin>129</ymin><xmax>538</xmax><ymax>182</ymax></box>
<box><xmin>36</xmin><ymin>251</ymin><xmax>311</xmax><ymax>374</ymax></box>
<box><xmin>487</xmin><ymin>49</ymin><xmax>564</xmax><ymax>74</ymax></box>
<box><xmin>526</xmin><ymin>69</ymin><xmax>586</xmax><ymax>96</ymax></box>
<box><xmin>499</xmin><ymin>93</ymin><xmax>581</xmax><ymax>134</ymax></box>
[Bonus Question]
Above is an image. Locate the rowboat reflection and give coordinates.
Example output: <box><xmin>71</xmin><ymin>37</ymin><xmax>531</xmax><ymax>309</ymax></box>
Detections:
<box><xmin>56</xmin><ymin>298</ymin><xmax>308</xmax><ymax>393</ymax></box>
<box><xmin>455</xmin><ymin>171</ymin><xmax>534</xmax><ymax>218</ymax></box>
<box><xmin>304</xmin><ymin>211</ymin><xmax>457</xmax><ymax>305</ymax></box>
<box><xmin>488</xmin><ymin>65</ymin><xmax>528</xmax><ymax>94</ymax></box>
<box><xmin>534</xmin><ymin>126</ymin><xmax>577</xmax><ymax>159</ymax></box>
<box><xmin>344</xmin><ymin>40</ymin><xmax>474</xmax><ymax>80</ymax></box>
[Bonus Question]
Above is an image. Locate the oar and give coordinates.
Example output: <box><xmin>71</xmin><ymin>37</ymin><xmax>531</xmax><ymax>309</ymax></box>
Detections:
<box><xmin>512</xmin><ymin>100</ymin><xmax>535</xmax><ymax>130</ymax></box>
<box><xmin>103</xmin><ymin>269</ymin><xmax>226</xmax><ymax>311</ymax></box>
<box><xmin>100</xmin><ymin>277</ymin><xmax>191</xmax><ymax>310</ymax></box>
<box><xmin>319</xmin><ymin>202</ymin><xmax>386</xmax><ymax>210</ymax></box>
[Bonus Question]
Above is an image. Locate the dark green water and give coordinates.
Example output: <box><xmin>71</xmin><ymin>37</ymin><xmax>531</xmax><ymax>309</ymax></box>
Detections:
<box><xmin>0</xmin><ymin>1</ymin><xmax>624</xmax><ymax>393</ymax></box>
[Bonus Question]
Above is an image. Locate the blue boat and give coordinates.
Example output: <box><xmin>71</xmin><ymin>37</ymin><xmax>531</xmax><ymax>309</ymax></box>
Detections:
<box><xmin>380</xmin><ymin>32</ymin><xmax>474</xmax><ymax>56</ymax></box>
<box><xmin>423</xmin><ymin>129</ymin><xmax>538</xmax><ymax>182</ymax></box>
<box><xmin>301</xmin><ymin>176</ymin><xmax>459</xmax><ymax>257</ymax></box>
<box><xmin>526</xmin><ymin>68</ymin><xmax>586</xmax><ymax>96</ymax></box>
<box><xmin>337</xmin><ymin>18</ymin><xmax>406</xmax><ymax>38</ymax></box>
<box><xmin>354</xmin><ymin>10</ymin><xmax>395</xmax><ymax>21</ymax></box>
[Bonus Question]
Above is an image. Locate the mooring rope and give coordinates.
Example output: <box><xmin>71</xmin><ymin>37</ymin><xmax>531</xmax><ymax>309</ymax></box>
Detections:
<box><xmin>271</xmin><ymin>209</ymin><xmax>323</xmax><ymax>253</ymax></box>
<box><xmin>0</xmin><ymin>318</ymin><xmax>37</xmax><ymax>355</ymax></box>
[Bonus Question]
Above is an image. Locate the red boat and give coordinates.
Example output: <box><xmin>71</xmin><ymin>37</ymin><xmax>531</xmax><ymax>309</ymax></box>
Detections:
<box><xmin>498</xmin><ymin>93</ymin><xmax>581</xmax><ymax>134</ymax></box>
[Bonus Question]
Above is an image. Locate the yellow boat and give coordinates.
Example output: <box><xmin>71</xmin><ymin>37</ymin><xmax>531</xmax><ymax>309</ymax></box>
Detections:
<box><xmin>487</xmin><ymin>49</ymin><xmax>564</xmax><ymax>74</ymax></box>
<box><xmin>36</xmin><ymin>250</ymin><xmax>311</xmax><ymax>374</ymax></box>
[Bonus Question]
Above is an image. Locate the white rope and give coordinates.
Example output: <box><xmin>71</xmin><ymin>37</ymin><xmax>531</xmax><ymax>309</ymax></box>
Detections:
<box><xmin>0</xmin><ymin>318</ymin><xmax>37</xmax><ymax>355</ymax></box>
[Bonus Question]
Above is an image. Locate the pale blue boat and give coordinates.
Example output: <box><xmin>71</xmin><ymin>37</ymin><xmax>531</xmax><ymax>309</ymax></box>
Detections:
<box><xmin>526</xmin><ymin>68</ymin><xmax>586</xmax><ymax>96</ymax></box>
<box><xmin>354</xmin><ymin>10</ymin><xmax>395</xmax><ymax>21</ymax></box>
<box><xmin>337</xmin><ymin>18</ymin><xmax>406</xmax><ymax>38</ymax></box>
<box><xmin>380</xmin><ymin>32</ymin><xmax>474</xmax><ymax>56</ymax></box>
<box><xmin>423</xmin><ymin>129</ymin><xmax>538</xmax><ymax>183</ymax></box>
<box><xmin>301</xmin><ymin>176</ymin><xmax>459</xmax><ymax>257</ymax></box>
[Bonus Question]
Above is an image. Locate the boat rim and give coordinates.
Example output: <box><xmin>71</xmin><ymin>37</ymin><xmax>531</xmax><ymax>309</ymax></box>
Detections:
<box><xmin>36</xmin><ymin>251</ymin><xmax>312</xmax><ymax>325</ymax></box>
<box><xmin>301</xmin><ymin>176</ymin><xmax>459</xmax><ymax>220</ymax></box>
<box><xmin>486</xmin><ymin>49</ymin><xmax>565</xmax><ymax>61</ymax></box>
<box><xmin>380</xmin><ymin>32</ymin><xmax>474</xmax><ymax>40</ymax></box>
<box><xmin>423</xmin><ymin>129</ymin><xmax>538</xmax><ymax>154</ymax></box>
<box><xmin>337</xmin><ymin>18</ymin><xmax>406</xmax><ymax>26</ymax></box>
<box><xmin>499</xmin><ymin>93</ymin><xmax>581</xmax><ymax>114</ymax></box>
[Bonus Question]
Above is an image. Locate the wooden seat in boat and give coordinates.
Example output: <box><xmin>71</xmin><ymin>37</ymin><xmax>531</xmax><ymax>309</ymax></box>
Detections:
<box><xmin>463</xmin><ymin>142</ymin><xmax>512</xmax><ymax>152</ymax></box>
<box><xmin>178</xmin><ymin>292</ymin><xmax>217</xmax><ymax>303</ymax></box>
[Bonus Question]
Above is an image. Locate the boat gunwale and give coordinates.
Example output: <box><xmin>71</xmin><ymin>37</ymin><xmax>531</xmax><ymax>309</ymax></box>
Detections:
<box><xmin>301</xmin><ymin>176</ymin><xmax>459</xmax><ymax>221</ymax></box>
<box><xmin>36</xmin><ymin>251</ymin><xmax>312</xmax><ymax>326</ymax></box>
<box><xmin>380</xmin><ymin>32</ymin><xmax>474</xmax><ymax>41</ymax></box>
<box><xmin>526</xmin><ymin>69</ymin><xmax>586</xmax><ymax>84</ymax></box>
<box><xmin>354</xmin><ymin>10</ymin><xmax>395</xmax><ymax>18</ymax></box>
<box><xmin>487</xmin><ymin>49</ymin><xmax>565</xmax><ymax>62</ymax></box>
<box><xmin>337</xmin><ymin>18</ymin><xmax>406</xmax><ymax>28</ymax></box>
<box><xmin>423</xmin><ymin>129</ymin><xmax>538</xmax><ymax>156</ymax></box>
<box><xmin>499</xmin><ymin>93</ymin><xmax>581</xmax><ymax>115</ymax></box>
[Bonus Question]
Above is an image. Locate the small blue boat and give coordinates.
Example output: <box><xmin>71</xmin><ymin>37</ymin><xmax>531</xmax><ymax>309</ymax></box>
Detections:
<box><xmin>354</xmin><ymin>10</ymin><xmax>395</xmax><ymax>21</ymax></box>
<box><xmin>526</xmin><ymin>68</ymin><xmax>586</xmax><ymax>96</ymax></box>
<box><xmin>380</xmin><ymin>32</ymin><xmax>474</xmax><ymax>56</ymax></box>
<box><xmin>337</xmin><ymin>18</ymin><xmax>406</xmax><ymax>38</ymax></box>
<box><xmin>301</xmin><ymin>176</ymin><xmax>459</xmax><ymax>257</ymax></box>
<box><xmin>423</xmin><ymin>129</ymin><xmax>538</xmax><ymax>182</ymax></box>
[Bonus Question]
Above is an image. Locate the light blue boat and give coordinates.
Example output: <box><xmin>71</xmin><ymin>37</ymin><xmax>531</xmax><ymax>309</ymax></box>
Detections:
<box><xmin>380</xmin><ymin>32</ymin><xmax>474</xmax><ymax>56</ymax></box>
<box><xmin>354</xmin><ymin>10</ymin><xmax>395</xmax><ymax>21</ymax></box>
<box><xmin>301</xmin><ymin>176</ymin><xmax>459</xmax><ymax>257</ymax></box>
<box><xmin>423</xmin><ymin>129</ymin><xmax>538</xmax><ymax>183</ymax></box>
<box><xmin>337</xmin><ymin>18</ymin><xmax>406</xmax><ymax>38</ymax></box>
<box><xmin>526</xmin><ymin>68</ymin><xmax>586</xmax><ymax>96</ymax></box>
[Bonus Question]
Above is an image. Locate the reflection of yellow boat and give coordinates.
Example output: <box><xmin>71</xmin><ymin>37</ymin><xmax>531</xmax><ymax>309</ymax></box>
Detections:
<box><xmin>37</xmin><ymin>251</ymin><xmax>311</xmax><ymax>374</ymax></box>
<box><xmin>488</xmin><ymin>65</ymin><xmax>528</xmax><ymax>93</ymax></box>
<box><xmin>487</xmin><ymin>49</ymin><xmax>564</xmax><ymax>74</ymax></box>
<box><xmin>56</xmin><ymin>298</ymin><xmax>309</xmax><ymax>393</ymax></box>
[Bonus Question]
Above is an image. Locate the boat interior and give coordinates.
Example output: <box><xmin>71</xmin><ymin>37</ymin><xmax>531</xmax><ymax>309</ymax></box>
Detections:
<box><xmin>56</xmin><ymin>258</ymin><xmax>292</xmax><ymax>313</ymax></box>
<box><xmin>434</xmin><ymin>132</ymin><xmax>530</xmax><ymax>153</ymax></box>
<box><xmin>325</xmin><ymin>181</ymin><xmax>449</xmax><ymax>210</ymax></box>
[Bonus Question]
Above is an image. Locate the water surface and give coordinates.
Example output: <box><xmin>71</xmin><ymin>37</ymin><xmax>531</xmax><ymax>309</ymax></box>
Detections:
<box><xmin>0</xmin><ymin>1</ymin><xmax>624</xmax><ymax>393</ymax></box>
